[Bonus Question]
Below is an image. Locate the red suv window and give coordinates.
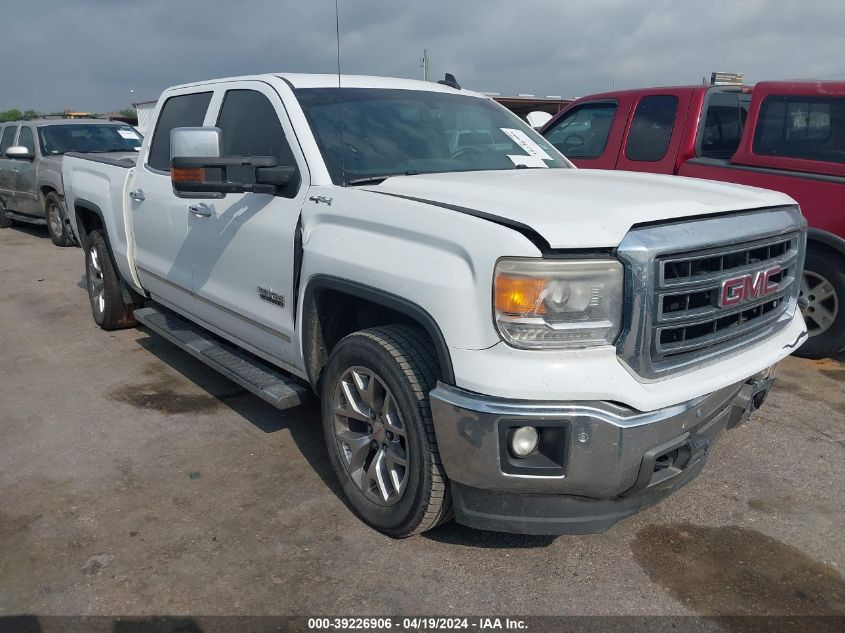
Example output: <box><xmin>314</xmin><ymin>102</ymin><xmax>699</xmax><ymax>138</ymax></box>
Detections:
<box><xmin>625</xmin><ymin>95</ymin><xmax>679</xmax><ymax>162</ymax></box>
<box><xmin>753</xmin><ymin>95</ymin><xmax>845</xmax><ymax>163</ymax></box>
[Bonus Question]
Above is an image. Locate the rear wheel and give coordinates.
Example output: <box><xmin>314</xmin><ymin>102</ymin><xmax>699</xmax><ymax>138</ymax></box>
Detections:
<box><xmin>85</xmin><ymin>230</ymin><xmax>142</xmax><ymax>330</ymax></box>
<box><xmin>321</xmin><ymin>325</ymin><xmax>452</xmax><ymax>537</ymax></box>
<box><xmin>45</xmin><ymin>192</ymin><xmax>74</xmax><ymax>246</ymax></box>
<box><xmin>795</xmin><ymin>245</ymin><xmax>845</xmax><ymax>359</ymax></box>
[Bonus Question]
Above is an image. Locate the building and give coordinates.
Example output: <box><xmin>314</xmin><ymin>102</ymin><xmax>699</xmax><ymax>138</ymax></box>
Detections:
<box><xmin>490</xmin><ymin>94</ymin><xmax>573</xmax><ymax>124</ymax></box>
<box><xmin>133</xmin><ymin>99</ymin><xmax>158</xmax><ymax>136</ymax></box>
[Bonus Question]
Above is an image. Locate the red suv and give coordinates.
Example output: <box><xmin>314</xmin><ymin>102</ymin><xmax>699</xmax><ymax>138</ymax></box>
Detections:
<box><xmin>542</xmin><ymin>81</ymin><xmax>845</xmax><ymax>358</ymax></box>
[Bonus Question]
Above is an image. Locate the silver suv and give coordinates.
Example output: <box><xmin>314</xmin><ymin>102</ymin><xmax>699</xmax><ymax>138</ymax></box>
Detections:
<box><xmin>0</xmin><ymin>119</ymin><xmax>141</xmax><ymax>246</ymax></box>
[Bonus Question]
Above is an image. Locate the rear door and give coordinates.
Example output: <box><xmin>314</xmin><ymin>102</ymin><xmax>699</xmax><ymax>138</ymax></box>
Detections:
<box><xmin>186</xmin><ymin>80</ymin><xmax>309</xmax><ymax>367</ymax></box>
<box><xmin>615</xmin><ymin>91</ymin><xmax>692</xmax><ymax>174</ymax></box>
<box><xmin>130</xmin><ymin>90</ymin><xmax>214</xmax><ymax>314</ymax></box>
<box><xmin>0</xmin><ymin>124</ymin><xmax>19</xmax><ymax>207</ymax></box>
<box><xmin>12</xmin><ymin>125</ymin><xmax>40</xmax><ymax>216</ymax></box>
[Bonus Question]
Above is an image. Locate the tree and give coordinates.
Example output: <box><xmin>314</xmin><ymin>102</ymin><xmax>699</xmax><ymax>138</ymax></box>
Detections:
<box><xmin>0</xmin><ymin>109</ymin><xmax>23</xmax><ymax>122</ymax></box>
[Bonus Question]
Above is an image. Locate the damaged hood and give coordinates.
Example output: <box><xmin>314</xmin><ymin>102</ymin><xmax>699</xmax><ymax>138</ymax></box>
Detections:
<box><xmin>363</xmin><ymin>168</ymin><xmax>795</xmax><ymax>249</ymax></box>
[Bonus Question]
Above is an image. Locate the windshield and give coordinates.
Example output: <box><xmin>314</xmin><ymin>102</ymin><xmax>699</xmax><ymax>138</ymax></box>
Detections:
<box><xmin>39</xmin><ymin>124</ymin><xmax>142</xmax><ymax>155</ymax></box>
<box><xmin>295</xmin><ymin>88</ymin><xmax>570</xmax><ymax>184</ymax></box>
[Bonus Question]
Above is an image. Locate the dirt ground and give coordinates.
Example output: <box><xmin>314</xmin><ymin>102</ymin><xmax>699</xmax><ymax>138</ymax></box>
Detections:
<box><xmin>1</xmin><ymin>225</ymin><xmax>843</xmax><ymax>620</ymax></box>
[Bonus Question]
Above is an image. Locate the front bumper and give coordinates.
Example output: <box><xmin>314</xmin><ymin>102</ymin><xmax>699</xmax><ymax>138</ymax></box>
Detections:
<box><xmin>429</xmin><ymin>370</ymin><xmax>775</xmax><ymax>535</ymax></box>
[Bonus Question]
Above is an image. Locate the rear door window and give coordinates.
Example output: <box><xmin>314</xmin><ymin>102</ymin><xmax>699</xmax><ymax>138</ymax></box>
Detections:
<box><xmin>147</xmin><ymin>92</ymin><xmax>213</xmax><ymax>171</ymax></box>
<box><xmin>0</xmin><ymin>125</ymin><xmax>17</xmax><ymax>154</ymax></box>
<box><xmin>625</xmin><ymin>95</ymin><xmax>679</xmax><ymax>162</ymax></box>
<box><xmin>544</xmin><ymin>101</ymin><xmax>617</xmax><ymax>158</ymax></box>
<box><xmin>753</xmin><ymin>95</ymin><xmax>845</xmax><ymax>163</ymax></box>
<box><xmin>700</xmin><ymin>92</ymin><xmax>751</xmax><ymax>159</ymax></box>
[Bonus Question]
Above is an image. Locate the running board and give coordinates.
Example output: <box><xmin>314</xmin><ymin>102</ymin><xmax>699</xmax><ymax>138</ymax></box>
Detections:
<box><xmin>134</xmin><ymin>305</ymin><xmax>308</xmax><ymax>410</ymax></box>
<box><xmin>6</xmin><ymin>211</ymin><xmax>47</xmax><ymax>225</ymax></box>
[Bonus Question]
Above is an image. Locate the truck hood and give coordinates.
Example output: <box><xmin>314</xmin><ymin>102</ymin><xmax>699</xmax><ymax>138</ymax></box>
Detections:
<box><xmin>363</xmin><ymin>168</ymin><xmax>795</xmax><ymax>249</ymax></box>
<box><xmin>41</xmin><ymin>151</ymin><xmax>140</xmax><ymax>166</ymax></box>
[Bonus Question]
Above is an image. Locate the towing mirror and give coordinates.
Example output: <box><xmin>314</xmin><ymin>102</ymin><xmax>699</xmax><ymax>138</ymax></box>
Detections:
<box><xmin>170</xmin><ymin>126</ymin><xmax>297</xmax><ymax>198</ymax></box>
<box><xmin>171</xmin><ymin>127</ymin><xmax>222</xmax><ymax>160</ymax></box>
<box><xmin>6</xmin><ymin>145</ymin><xmax>34</xmax><ymax>160</ymax></box>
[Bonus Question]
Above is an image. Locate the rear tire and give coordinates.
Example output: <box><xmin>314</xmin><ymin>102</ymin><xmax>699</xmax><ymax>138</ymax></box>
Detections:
<box><xmin>85</xmin><ymin>230</ymin><xmax>142</xmax><ymax>330</ymax></box>
<box><xmin>321</xmin><ymin>325</ymin><xmax>452</xmax><ymax>537</ymax></box>
<box><xmin>795</xmin><ymin>244</ymin><xmax>845</xmax><ymax>359</ymax></box>
<box><xmin>45</xmin><ymin>192</ymin><xmax>74</xmax><ymax>247</ymax></box>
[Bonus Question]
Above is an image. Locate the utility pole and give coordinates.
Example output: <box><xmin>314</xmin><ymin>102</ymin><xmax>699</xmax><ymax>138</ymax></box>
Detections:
<box><xmin>421</xmin><ymin>49</ymin><xmax>430</xmax><ymax>82</ymax></box>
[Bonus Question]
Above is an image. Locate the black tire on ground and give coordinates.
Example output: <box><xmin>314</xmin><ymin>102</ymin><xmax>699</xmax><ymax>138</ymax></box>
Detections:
<box><xmin>85</xmin><ymin>230</ymin><xmax>142</xmax><ymax>330</ymax></box>
<box><xmin>320</xmin><ymin>325</ymin><xmax>452</xmax><ymax>537</ymax></box>
<box><xmin>45</xmin><ymin>192</ymin><xmax>74</xmax><ymax>247</ymax></box>
<box><xmin>795</xmin><ymin>244</ymin><xmax>845</xmax><ymax>359</ymax></box>
<box><xmin>0</xmin><ymin>200</ymin><xmax>13</xmax><ymax>228</ymax></box>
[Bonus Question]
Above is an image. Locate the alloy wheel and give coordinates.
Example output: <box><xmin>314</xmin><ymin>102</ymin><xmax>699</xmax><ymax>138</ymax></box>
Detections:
<box><xmin>332</xmin><ymin>366</ymin><xmax>409</xmax><ymax>506</ymax></box>
<box><xmin>47</xmin><ymin>201</ymin><xmax>62</xmax><ymax>237</ymax></box>
<box><xmin>88</xmin><ymin>247</ymin><xmax>105</xmax><ymax>315</ymax></box>
<box><xmin>800</xmin><ymin>269</ymin><xmax>838</xmax><ymax>336</ymax></box>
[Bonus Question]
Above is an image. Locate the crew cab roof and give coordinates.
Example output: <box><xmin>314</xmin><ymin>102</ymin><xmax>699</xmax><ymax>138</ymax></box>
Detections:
<box><xmin>168</xmin><ymin>73</ymin><xmax>487</xmax><ymax>98</ymax></box>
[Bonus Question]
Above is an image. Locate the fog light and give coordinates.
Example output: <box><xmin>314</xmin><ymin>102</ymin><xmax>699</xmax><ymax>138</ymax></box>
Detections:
<box><xmin>510</xmin><ymin>426</ymin><xmax>539</xmax><ymax>457</ymax></box>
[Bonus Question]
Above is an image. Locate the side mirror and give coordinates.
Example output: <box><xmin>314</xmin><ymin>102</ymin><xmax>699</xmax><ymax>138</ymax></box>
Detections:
<box><xmin>171</xmin><ymin>126</ymin><xmax>222</xmax><ymax>160</ymax></box>
<box><xmin>525</xmin><ymin>111</ymin><xmax>553</xmax><ymax>129</ymax></box>
<box><xmin>6</xmin><ymin>146</ymin><xmax>34</xmax><ymax>160</ymax></box>
<box><xmin>169</xmin><ymin>126</ymin><xmax>296</xmax><ymax>197</ymax></box>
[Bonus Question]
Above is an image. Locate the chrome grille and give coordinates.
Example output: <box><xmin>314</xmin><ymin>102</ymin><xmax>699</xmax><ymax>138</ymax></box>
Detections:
<box><xmin>615</xmin><ymin>206</ymin><xmax>806</xmax><ymax>380</ymax></box>
<box><xmin>653</xmin><ymin>234</ymin><xmax>799</xmax><ymax>361</ymax></box>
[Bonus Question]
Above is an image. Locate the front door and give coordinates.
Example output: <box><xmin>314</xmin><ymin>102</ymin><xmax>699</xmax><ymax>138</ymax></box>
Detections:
<box><xmin>130</xmin><ymin>90</ymin><xmax>214</xmax><ymax>314</ymax></box>
<box><xmin>12</xmin><ymin>125</ymin><xmax>40</xmax><ymax>216</ymax></box>
<box><xmin>186</xmin><ymin>82</ymin><xmax>309</xmax><ymax>368</ymax></box>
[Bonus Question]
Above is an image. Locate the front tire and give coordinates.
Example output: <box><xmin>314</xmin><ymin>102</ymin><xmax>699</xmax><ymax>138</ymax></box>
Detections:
<box><xmin>795</xmin><ymin>245</ymin><xmax>845</xmax><ymax>359</ymax></box>
<box><xmin>0</xmin><ymin>200</ymin><xmax>13</xmax><ymax>229</ymax></box>
<box><xmin>85</xmin><ymin>230</ymin><xmax>142</xmax><ymax>330</ymax></box>
<box><xmin>45</xmin><ymin>192</ymin><xmax>74</xmax><ymax>247</ymax></box>
<box><xmin>321</xmin><ymin>325</ymin><xmax>452</xmax><ymax>537</ymax></box>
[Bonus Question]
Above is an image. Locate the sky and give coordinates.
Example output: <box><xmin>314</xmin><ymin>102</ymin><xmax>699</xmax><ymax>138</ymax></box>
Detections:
<box><xmin>3</xmin><ymin>0</ymin><xmax>844</xmax><ymax>112</ymax></box>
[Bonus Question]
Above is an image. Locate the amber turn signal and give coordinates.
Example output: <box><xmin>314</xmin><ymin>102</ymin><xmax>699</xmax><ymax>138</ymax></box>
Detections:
<box><xmin>171</xmin><ymin>166</ymin><xmax>205</xmax><ymax>182</ymax></box>
<box><xmin>494</xmin><ymin>274</ymin><xmax>547</xmax><ymax>315</ymax></box>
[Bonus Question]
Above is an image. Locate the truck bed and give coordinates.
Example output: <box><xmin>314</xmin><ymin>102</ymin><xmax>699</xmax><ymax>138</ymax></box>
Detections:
<box><xmin>62</xmin><ymin>151</ymin><xmax>141</xmax><ymax>292</ymax></box>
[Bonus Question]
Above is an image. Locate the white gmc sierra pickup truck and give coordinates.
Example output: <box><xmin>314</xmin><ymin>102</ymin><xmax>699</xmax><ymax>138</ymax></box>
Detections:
<box><xmin>62</xmin><ymin>73</ymin><xmax>808</xmax><ymax>537</ymax></box>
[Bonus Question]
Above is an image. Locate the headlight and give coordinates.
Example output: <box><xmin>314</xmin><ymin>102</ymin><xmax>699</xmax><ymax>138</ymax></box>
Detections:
<box><xmin>494</xmin><ymin>258</ymin><xmax>624</xmax><ymax>349</ymax></box>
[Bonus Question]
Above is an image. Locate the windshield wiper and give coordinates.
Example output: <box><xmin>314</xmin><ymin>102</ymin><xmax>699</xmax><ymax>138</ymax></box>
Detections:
<box><xmin>347</xmin><ymin>170</ymin><xmax>418</xmax><ymax>186</ymax></box>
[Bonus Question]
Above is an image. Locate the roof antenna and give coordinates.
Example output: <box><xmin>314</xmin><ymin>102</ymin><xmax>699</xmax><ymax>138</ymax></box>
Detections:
<box><xmin>437</xmin><ymin>73</ymin><xmax>461</xmax><ymax>90</ymax></box>
<box><xmin>335</xmin><ymin>0</ymin><xmax>346</xmax><ymax>186</ymax></box>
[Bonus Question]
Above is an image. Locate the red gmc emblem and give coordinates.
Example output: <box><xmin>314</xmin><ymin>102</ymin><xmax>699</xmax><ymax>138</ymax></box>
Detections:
<box><xmin>719</xmin><ymin>266</ymin><xmax>782</xmax><ymax>307</ymax></box>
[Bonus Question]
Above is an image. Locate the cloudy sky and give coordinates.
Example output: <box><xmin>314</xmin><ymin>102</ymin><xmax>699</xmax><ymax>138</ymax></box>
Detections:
<box><xmin>4</xmin><ymin>0</ymin><xmax>844</xmax><ymax>112</ymax></box>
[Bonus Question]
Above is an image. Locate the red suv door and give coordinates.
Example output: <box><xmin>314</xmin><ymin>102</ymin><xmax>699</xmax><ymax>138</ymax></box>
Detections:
<box><xmin>615</xmin><ymin>90</ymin><xmax>693</xmax><ymax>174</ymax></box>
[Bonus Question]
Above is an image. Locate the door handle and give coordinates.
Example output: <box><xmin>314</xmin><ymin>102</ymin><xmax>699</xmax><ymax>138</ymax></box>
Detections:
<box><xmin>12</xmin><ymin>167</ymin><xmax>19</xmax><ymax>174</ymax></box>
<box><xmin>189</xmin><ymin>203</ymin><xmax>213</xmax><ymax>217</ymax></box>
<box><xmin>129</xmin><ymin>189</ymin><xmax>145</xmax><ymax>202</ymax></box>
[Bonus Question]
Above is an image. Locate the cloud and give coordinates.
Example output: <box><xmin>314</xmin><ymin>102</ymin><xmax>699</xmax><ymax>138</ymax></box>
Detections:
<box><xmin>2</xmin><ymin>0</ymin><xmax>843</xmax><ymax>111</ymax></box>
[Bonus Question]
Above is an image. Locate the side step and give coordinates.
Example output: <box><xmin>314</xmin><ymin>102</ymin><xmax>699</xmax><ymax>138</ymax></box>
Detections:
<box><xmin>134</xmin><ymin>305</ymin><xmax>308</xmax><ymax>410</ymax></box>
<box><xmin>6</xmin><ymin>211</ymin><xmax>47</xmax><ymax>226</ymax></box>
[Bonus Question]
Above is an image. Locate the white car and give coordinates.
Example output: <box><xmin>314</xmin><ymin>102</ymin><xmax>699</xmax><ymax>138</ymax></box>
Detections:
<box><xmin>61</xmin><ymin>73</ymin><xmax>807</xmax><ymax>536</ymax></box>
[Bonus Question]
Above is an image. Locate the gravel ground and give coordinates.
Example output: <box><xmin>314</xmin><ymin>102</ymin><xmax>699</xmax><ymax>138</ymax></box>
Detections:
<box><xmin>0</xmin><ymin>224</ymin><xmax>843</xmax><ymax>620</ymax></box>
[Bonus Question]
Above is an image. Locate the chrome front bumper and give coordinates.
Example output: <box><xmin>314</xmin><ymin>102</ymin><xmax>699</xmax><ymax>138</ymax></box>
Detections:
<box><xmin>429</xmin><ymin>370</ymin><xmax>775</xmax><ymax>534</ymax></box>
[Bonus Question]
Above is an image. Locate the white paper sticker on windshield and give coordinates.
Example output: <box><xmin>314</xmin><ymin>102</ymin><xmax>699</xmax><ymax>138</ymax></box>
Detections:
<box><xmin>507</xmin><ymin>154</ymin><xmax>548</xmax><ymax>168</ymax></box>
<box><xmin>501</xmin><ymin>128</ymin><xmax>553</xmax><ymax>161</ymax></box>
<box><xmin>118</xmin><ymin>129</ymin><xmax>140</xmax><ymax>140</ymax></box>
